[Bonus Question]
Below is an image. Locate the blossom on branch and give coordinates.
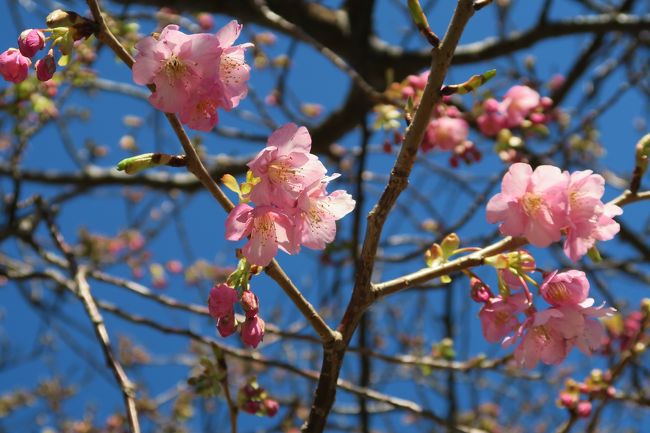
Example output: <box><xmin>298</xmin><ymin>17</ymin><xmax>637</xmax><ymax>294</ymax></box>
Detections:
<box><xmin>487</xmin><ymin>163</ymin><xmax>621</xmax><ymax>261</ymax></box>
<box><xmin>225</xmin><ymin>123</ymin><xmax>355</xmax><ymax>266</ymax></box>
<box><xmin>132</xmin><ymin>21</ymin><xmax>252</xmax><ymax>131</ymax></box>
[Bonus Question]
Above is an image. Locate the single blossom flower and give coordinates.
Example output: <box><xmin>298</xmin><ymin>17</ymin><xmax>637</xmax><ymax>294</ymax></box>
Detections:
<box><xmin>486</xmin><ymin>163</ymin><xmax>569</xmax><ymax>247</ymax></box>
<box><xmin>479</xmin><ymin>293</ymin><xmax>529</xmax><ymax>343</ymax></box>
<box><xmin>214</xmin><ymin>21</ymin><xmax>254</xmax><ymax>109</ymax></box>
<box><xmin>241</xmin><ymin>315</ymin><xmax>265</xmax><ymax>348</ymax></box>
<box><xmin>421</xmin><ymin>116</ymin><xmax>469</xmax><ymax>152</ymax></box>
<box><xmin>540</xmin><ymin>270</ymin><xmax>590</xmax><ymax>307</ymax></box>
<box><xmin>502</xmin><ymin>85</ymin><xmax>541</xmax><ymax>127</ymax></box>
<box><xmin>293</xmin><ymin>175</ymin><xmax>355</xmax><ymax>251</ymax></box>
<box><xmin>248</xmin><ymin>123</ymin><xmax>327</xmax><ymax>207</ymax></box>
<box><xmin>0</xmin><ymin>48</ymin><xmax>31</xmax><ymax>83</ymax></box>
<box><xmin>225</xmin><ymin>204</ymin><xmax>298</xmax><ymax>266</ymax></box>
<box><xmin>133</xmin><ymin>24</ymin><xmax>222</xmax><ymax>113</ymax></box>
<box><xmin>18</xmin><ymin>29</ymin><xmax>45</xmax><ymax>58</ymax></box>
<box><xmin>512</xmin><ymin>315</ymin><xmax>568</xmax><ymax>369</ymax></box>
<box><xmin>477</xmin><ymin>98</ymin><xmax>508</xmax><ymax>137</ymax></box>
<box><xmin>563</xmin><ymin>170</ymin><xmax>622</xmax><ymax>261</ymax></box>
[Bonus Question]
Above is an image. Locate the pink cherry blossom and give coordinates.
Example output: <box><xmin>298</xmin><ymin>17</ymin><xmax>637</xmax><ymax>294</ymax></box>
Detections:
<box><xmin>563</xmin><ymin>170</ymin><xmax>621</xmax><ymax>261</ymax></box>
<box><xmin>0</xmin><ymin>48</ymin><xmax>31</xmax><ymax>83</ymax></box>
<box><xmin>208</xmin><ymin>283</ymin><xmax>238</xmax><ymax>319</ymax></box>
<box><xmin>294</xmin><ymin>175</ymin><xmax>355</xmax><ymax>250</ymax></box>
<box><xmin>502</xmin><ymin>85</ymin><xmax>541</xmax><ymax>127</ymax></box>
<box><xmin>248</xmin><ymin>123</ymin><xmax>327</xmax><ymax>207</ymax></box>
<box><xmin>241</xmin><ymin>315</ymin><xmax>265</xmax><ymax>348</ymax></box>
<box><xmin>178</xmin><ymin>83</ymin><xmax>222</xmax><ymax>132</ymax></box>
<box><xmin>513</xmin><ymin>318</ymin><xmax>568</xmax><ymax>369</ymax></box>
<box><xmin>214</xmin><ymin>21</ymin><xmax>254</xmax><ymax>109</ymax></box>
<box><xmin>477</xmin><ymin>98</ymin><xmax>508</xmax><ymax>137</ymax></box>
<box><xmin>225</xmin><ymin>203</ymin><xmax>298</xmax><ymax>266</ymax></box>
<box><xmin>540</xmin><ymin>270</ymin><xmax>589</xmax><ymax>307</ymax></box>
<box><xmin>421</xmin><ymin>116</ymin><xmax>469</xmax><ymax>152</ymax></box>
<box><xmin>18</xmin><ymin>29</ymin><xmax>45</xmax><ymax>58</ymax></box>
<box><xmin>133</xmin><ymin>24</ymin><xmax>221</xmax><ymax>113</ymax></box>
<box><xmin>486</xmin><ymin>163</ymin><xmax>569</xmax><ymax>247</ymax></box>
<box><xmin>479</xmin><ymin>293</ymin><xmax>529</xmax><ymax>343</ymax></box>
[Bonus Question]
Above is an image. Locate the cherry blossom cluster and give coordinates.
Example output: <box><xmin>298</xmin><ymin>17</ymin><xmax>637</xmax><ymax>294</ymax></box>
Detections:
<box><xmin>0</xmin><ymin>29</ymin><xmax>55</xmax><ymax>83</ymax></box>
<box><xmin>132</xmin><ymin>21</ymin><xmax>252</xmax><ymax>131</ymax></box>
<box><xmin>476</xmin><ymin>85</ymin><xmax>553</xmax><ymax>137</ymax></box>
<box><xmin>486</xmin><ymin>162</ymin><xmax>621</xmax><ymax>262</ymax></box>
<box><xmin>399</xmin><ymin>71</ymin><xmax>481</xmax><ymax>166</ymax></box>
<box><xmin>225</xmin><ymin>123</ymin><xmax>356</xmax><ymax>267</ymax></box>
<box><xmin>208</xmin><ymin>283</ymin><xmax>265</xmax><ymax>348</ymax></box>
<box><xmin>475</xmin><ymin>258</ymin><xmax>614</xmax><ymax>369</ymax></box>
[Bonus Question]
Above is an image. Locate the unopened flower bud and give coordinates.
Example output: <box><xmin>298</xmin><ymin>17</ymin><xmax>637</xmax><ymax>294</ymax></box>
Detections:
<box><xmin>35</xmin><ymin>50</ymin><xmax>56</xmax><ymax>81</ymax></box>
<box><xmin>241</xmin><ymin>315</ymin><xmax>265</xmax><ymax>348</ymax></box>
<box><xmin>240</xmin><ymin>290</ymin><xmax>259</xmax><ymax>318</ymax></box>
<box><xmin>470</xmin><ymin>277</ymin><xmax>492</xmax><ymax>303</ymax></box>
<box><xmin>263</xmin><ymin>398</ymin><xmax>279</xmax><ymax>417</ymax></box>
<box><xmin>197</xmin><ymin>13</ymin><xmax>214</xmax><ymax>31</ymax></box>
<box><xmin>241</xmin><ymin>400</ymin><xmax>260</xmax><ymax>414</ymax></box>
<box><xmin>576</xmin><ymin>401</ymin><xmax>592</xmax><ymax>418</ymax></box>
<box><xmin>217</xmin><ymin>312</ymin><xmax>237</xmax><ymax>337</ymax></box>
<box><xmin>559</xmin><ymin>392</ymin><xmax>577</xmax><ymax>408</ymax></box>
<box><xmin>18</xmin><ymin>29</ymin><xmax>45</xmax><ymax>58</ymax></box>
<box><xmin>0</xmin><ymin>48</ymin><xmax>31</xmax><ymax>83</ymax></box>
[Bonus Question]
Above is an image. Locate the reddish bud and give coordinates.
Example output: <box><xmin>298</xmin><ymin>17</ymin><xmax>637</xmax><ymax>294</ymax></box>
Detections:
<box><xmin>35</xmin><ymin>50</ymin><xmax>56</xmax><ymax>81</ymax></box>
<box><xmin>576</xmin><ymin>401</ymin><xmax>592</xmax><ymax>418</ymax></box>
<box><xmin>470</xmin><ymin>277</ymin><xmax>492</xmax><ymax>303</ymax></box>
<box><xmin>559</xmin><ymin>392</ymin><xmax>577</xmax><ymax>408</ymax></box>
<box><xmin>240</xmin><ymin>290</ymin><xmax>259</xmax><ymax>318</ymax></box>
<box><xmin>242</xmin><ymin>401</ymin><xmax>261</xmax><ymax>414</ymax></box>
<box><xmin>197</xmin><ymin>13</ymin><xmax>214</xmax><ymax>31</ymax></box>
<box><xmin>217</xmin><ymin>312</ymin><xmax>237</xmax><ymax>337</ymax></box>
<box><xmin>18</xmin><ymin>29</ymin><xmax>45</xmax><ymax>58</ymax></box>
<box><xmin>241</xmin><ymin>315</ymin><xmax>265</xmax><ymax>348</ymax></box>
<box><xmin>263</xmin><ymin>398</ymin><xmax>279</xmax><ymax>417</ymax></box>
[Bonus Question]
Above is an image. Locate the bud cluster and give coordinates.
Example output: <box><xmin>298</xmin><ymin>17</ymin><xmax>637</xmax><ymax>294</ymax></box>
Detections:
<box><xmin>0</xmin><ymin>10</ymin><xmax>96</xmax><ymax>84</ymax></box>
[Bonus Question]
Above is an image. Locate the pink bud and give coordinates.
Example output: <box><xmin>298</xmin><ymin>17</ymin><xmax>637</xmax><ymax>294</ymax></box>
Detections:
<box><xmin>576</xmin><ymin>401</ymin><xmax>592</xmax><ymax>418</ymax></box>
<box><xmin>242</xmin><ymin>401</ymin><xmax>261</xmax><ymax>414</ymax></box>
<box><xmin>483</xmin><ymin>98</ymin><xmax>500</xmax><ymax>113</ymax></box>
<box><xmin>240</xmin><ymin>290</ymin><xmax>259</xmax><ymax>318</ymax></box>
<box><xmin>559</xmin><ymin>392</ymin><xmax>577</xmax><ymax>408</ymax></box>
<box><xmin>18</xmin><ymin>29</ymin><xmax>45</xmax><ymax>58</ymax></box>
<box><xmin>165</xmin><ymin>260</ymin><xmax>183</xmax><ymax>274</ymax></box>
<box><xmin>0</xmin><ymin>48</ymin><xmax>31</xmax><ymax>83</ymax></box>
<box><xmin>529</xmin><ymin>112</ymin><xmax>546</xmax><ymax>124</ymax></box>
<box><xmin>470</xmin><ymin>277</ymin><xmax>492</xmax><ymax>303</ymax></box>
<box><xmin>35</xmin><ymin>50</ymin><xmax>56</xmax><ymax>81</ymax></box>
<box><xmin>241</xmin><ymin>315</ymin><xmax>265</xmax><ymax>348</ymax></box>
<box><xmin>197</xmin><ymin>13</ymin><xmax>214</xmax><ymax>31</ymax></box>
<box><xmin>263</xmin><ymin>398</ymin><xmax>279</xmax><ymax>417</ymax></box>
<box><xmin>208</xmin><ymin>283</ymin><xmax>238</xmax><ymax>319</ymax></box>
<box><xmin>217</xmin><ymin>312</ymin><xmax>237</xmax><ymax>337</ymax></box>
